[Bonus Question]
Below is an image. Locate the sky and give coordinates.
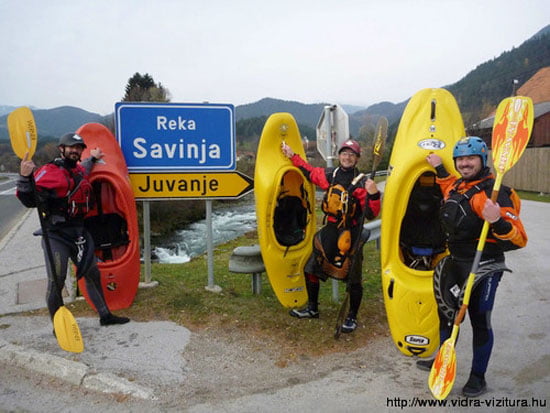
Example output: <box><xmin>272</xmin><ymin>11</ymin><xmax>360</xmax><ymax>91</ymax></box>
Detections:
<box><xmin>1</xmin><ymin>0</ymin><xmax>549</xmax><ymax>115</ymax></box>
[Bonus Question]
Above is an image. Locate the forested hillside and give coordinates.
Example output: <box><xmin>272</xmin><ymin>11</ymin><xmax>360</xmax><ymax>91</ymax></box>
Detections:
<box><xmin>449</xmin><ymin>26</ymin><xmax>550</xmax><ymax>125</ymax></box>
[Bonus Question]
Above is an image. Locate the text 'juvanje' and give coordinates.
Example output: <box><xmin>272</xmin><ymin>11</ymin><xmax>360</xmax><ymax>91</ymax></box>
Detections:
<box><xmin>138</xmin><ymin>175</ymin><xmax>219</xmax><ymax>195</ymax></box>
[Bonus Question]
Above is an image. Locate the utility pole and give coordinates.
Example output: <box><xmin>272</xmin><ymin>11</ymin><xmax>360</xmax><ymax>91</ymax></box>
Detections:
<box><xmin>512</xmin><ymin>79</ymin><xmax>519</xmax><ymax>96</ymax></box>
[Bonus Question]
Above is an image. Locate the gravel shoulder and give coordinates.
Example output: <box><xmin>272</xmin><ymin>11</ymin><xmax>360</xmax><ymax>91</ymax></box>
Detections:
<box><xmin>0</xmin><ymin>314</ymin><xmax>391</xmax><ymax>410</ymax></box>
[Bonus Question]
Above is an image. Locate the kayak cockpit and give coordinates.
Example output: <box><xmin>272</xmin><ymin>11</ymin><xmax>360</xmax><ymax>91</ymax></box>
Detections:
<box><xmin>84</xmin><ymin>180</ymin><xmax>131</xmax><ymax>262</ymax></box>
<box><xmin>399</xmin><ymin>171</ymin><xmax>447</xmax><ymax>270</ymax></box>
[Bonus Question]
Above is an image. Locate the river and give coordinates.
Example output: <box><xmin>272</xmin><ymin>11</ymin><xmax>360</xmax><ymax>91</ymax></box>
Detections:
<box><xmin>153</xmin><ymin>202</ymin><xmax>257</xmax><ymax>263</ymax></box>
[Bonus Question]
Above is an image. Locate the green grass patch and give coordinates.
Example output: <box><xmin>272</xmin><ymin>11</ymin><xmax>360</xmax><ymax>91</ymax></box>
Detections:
<box><xmin>517</xmin><ymin>190</ymin><xmax>550</xmax><ymax>203</ymax></box>
<box><xmin>68</xmin><ymin>230</ymin><xmax>388</xmax><ymax>359</ymax></box>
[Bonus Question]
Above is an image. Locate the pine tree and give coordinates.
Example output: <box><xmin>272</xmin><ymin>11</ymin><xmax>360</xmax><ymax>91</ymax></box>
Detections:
<box><xmin>122</xmin><ymin>72</ymin><xmax>171</xmax><ymax>102</ymax></box>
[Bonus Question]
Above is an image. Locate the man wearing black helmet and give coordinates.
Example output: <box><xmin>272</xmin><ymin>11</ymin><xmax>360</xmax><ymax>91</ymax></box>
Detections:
<box><xmin>417</xmin><ymin>136</ymin><xmax>527</xmax><ymax>397</ymax></box>
<box><xmin>16</xmin><ymin>133</ymin><xmax>130</xmax><ymax>330</ymax></box>
<box><xmin>281</xmin><ymin>139</ymin><xmax>380</xmax><ymax>333</ymax></box>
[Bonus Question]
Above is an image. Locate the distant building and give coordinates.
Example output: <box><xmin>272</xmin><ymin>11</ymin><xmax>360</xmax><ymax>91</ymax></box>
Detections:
<box><xmin>467</xmin><ymin>66</ymin><xmax>550</xmax><ymax>193</ymax></box>
<box><xmin>468</xmin><ymin>66</ymin><xmax>550</xmax><ymax>148</ymax></box>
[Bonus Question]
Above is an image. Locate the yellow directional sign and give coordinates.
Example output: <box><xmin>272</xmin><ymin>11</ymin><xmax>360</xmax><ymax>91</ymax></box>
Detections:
<box><xmin>129</xmin><ymin>172</ymin><xmax>254</xmax><ymax>200</ymax></box>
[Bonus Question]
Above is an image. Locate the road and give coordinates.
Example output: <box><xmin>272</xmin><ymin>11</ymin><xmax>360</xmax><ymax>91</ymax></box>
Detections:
<box><xmin>0</xmin><ymin>174</ymin><xmax>27</xmax><ymax>242</ymax></box>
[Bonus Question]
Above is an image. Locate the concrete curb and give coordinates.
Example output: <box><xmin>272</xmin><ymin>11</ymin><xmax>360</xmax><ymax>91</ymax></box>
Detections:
<box><xmin>0</xmin><ymin>338</ymin><xmax>156</xmax><ymax>400</ymax></box>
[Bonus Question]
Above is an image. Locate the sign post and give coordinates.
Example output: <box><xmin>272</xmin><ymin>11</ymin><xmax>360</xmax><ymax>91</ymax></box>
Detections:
<box><xmin>316</xmin><ymin>104</ymin><xmax>350</xmax><ymax>163</ymax></box>
<box><xmin>115</xmin><ymin>102</ymin><xmax>248</xmax><ymax>292</ymax></box>
<box><xmin>316</xmin><ymin>104</ymin><xmax>350</xmax><ymax>302</ymax></box>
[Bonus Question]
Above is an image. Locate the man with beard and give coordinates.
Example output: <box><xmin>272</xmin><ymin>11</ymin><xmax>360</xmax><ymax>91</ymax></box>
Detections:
<box><xmin>16</xmin><ymin>132</ymin><xmax>130</xmax><ymax>331</ymax></box>
<box><xmin>417</xmin><ymin>136</ymin><xmax>527</xmax><ymax>397</ymax></box>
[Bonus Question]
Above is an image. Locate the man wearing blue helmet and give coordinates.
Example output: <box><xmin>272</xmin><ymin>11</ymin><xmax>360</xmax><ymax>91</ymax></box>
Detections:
<box><xmin>417</xmin><ymin>136</ymin><xmax>527</xmax><ymax>397</ymax></box>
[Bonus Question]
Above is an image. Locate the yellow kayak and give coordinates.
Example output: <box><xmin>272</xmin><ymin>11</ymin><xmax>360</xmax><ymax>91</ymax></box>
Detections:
<box><xmin>255</xmin><ymin>113</ymin><xmax>316</xmax><ymax>308</ymax></box>
<box><xmin>381</xmin><ymin>88</ymin><xmax>465</xmax><ymax>357</ymax></box>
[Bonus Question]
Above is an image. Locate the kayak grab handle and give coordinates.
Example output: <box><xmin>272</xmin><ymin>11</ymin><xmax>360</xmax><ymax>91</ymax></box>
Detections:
<box><xmin>388</xmin><ymin>278</ymin><xmax>395</xmax><ymax>299</ymax></box>
<box><xmin>430</xmin><ymin>99</ymin><xmax>436</xmax><ymax>122</ymax></box>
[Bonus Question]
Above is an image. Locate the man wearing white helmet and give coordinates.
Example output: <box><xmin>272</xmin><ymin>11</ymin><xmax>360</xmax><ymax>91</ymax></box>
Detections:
<box><xmin>16</xmin><ymin>132</ymin><xmax>130</xmax><ymax>333</ymax></box>
<box><xmin>282</xmin><ymin>139</ymin><xmax>380</xmax><ymax>333</ymax></box>
<box><xmin>418</xmin><ymin>136</ymin><xmax>527</xmax><ymax>397</ymax></box>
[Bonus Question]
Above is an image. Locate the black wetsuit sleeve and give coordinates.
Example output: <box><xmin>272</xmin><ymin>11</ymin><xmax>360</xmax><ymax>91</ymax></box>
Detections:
<box><xmin>15</xmin><ymin>175</ymin><xmax>36</xmax><ymax>208</ymax></box>
<box><xmin>435</xmin><ymin>164</ymin><xmax>450</xmax><ymax>179</ymax></box>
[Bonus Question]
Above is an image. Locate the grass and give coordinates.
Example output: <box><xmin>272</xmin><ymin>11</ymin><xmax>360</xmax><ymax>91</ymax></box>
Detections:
<box><xmin>517</xmin><ymin>190</ymin><xmax>550</xmax><ymax>203</ymax></box>
<box><xmin>63</xmin><ymin>229</ymin><xmax>388</xmax><ymax>360</ymax></box>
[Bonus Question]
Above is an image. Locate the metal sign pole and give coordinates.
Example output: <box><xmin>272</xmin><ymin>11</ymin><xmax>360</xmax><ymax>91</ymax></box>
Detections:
<box><xmin>205</xmin><ymin>199</ymin><xmax>222</xmax><ymax>293</ymax></box>
<box><xmin>323</xmin><ymin>106</ymin><xmax>339</xmax><ymax>303</ymax></box>
<box><xmin>142</xmin><ymin>200</ymin><xmax>152</xmax><ymax>284</ymax></box>
<box><xmin>325</xmin><ymin>106</ymin><xmax>333</xmax><ymax>169</ymax></box>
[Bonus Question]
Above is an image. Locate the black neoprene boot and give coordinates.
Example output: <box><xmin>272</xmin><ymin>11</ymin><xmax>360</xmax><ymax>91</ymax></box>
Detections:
<box><xmin>416</xmin><ymin>358</ymin><xmax>434</xmax><ymax>371</ymax></box>
<box><xmin>290</xmin><ymin>276</ymin><xmax>320</xmax><ymax>318</ymax></box>
<box><xmin>462</xmin><ymin>372</ymin><xmax>487</xmax><ymax>397</ymax></box>
<box><xmin>100</xmin><ymin>313</ymin><xmax>130</xmax><ymax>326</ymax></box>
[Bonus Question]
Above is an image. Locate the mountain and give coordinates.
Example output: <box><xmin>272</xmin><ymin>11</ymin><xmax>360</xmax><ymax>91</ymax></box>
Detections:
<box><xmin>1</xmin><ymin>25</ymin><xmax>548</xmax><ymax>143</ymax></box>
<box><xmin>0</xmin><ymin>106</ymin><xmax>110</xmax><ymax>141</ymax></box>
<box><xmin>532</xmin><ymin>24</ymin><xmax>550</xmax><ymax>39</ymax></box>
<box><xmin>447</xmin><ymin>25</ymin><xmax>550</xmax><ymax>125</ymax></box>
<box><xmin>235</xmin><ymin>97</ymin><xmax>327</xmax><ymax>126</ymax></box>
<box><xmin>349</xmin><ymin>101</ymin><xmax>408</xmax><ymax>129</ymax></box>
<box><xmin>233</xmin><ymin>24</ymin><xmax>550</xmax><ymax>137</ymax></box>
<box><xmin>236</xmin><ymin>97</ymin><xmax>367</xmax><ymax>136</ymax></box>
<box><xmin>341</xmin><ymin>104</ymin><xmax>367</xmax><ymax>114</ymax></box>
<box><xmin>0</xmin><ymin>105</ymin><xmax>18</xmax><ymax>116</ymax></box>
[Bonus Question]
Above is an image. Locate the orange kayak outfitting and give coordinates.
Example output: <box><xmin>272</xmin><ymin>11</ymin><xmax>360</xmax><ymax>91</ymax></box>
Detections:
<box><xmin>77</xmin><ymin>123</ymin><xmax>140</xmax><ymax>310</ymax></box>
<box><xmin>381</xmin><ymin>88</ymin><xmax>465</xmax><ymax>357</ymax></box>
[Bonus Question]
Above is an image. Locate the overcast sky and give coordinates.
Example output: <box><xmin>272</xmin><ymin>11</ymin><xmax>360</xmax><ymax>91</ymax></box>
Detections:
<box><xmin>1</xmin><ymin>0</ymin><xmax>548</xmax><ymax>115</ymax></box>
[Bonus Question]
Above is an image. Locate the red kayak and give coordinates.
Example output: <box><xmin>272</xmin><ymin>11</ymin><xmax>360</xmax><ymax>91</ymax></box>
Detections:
<box><xmin>76</xmin><ymin>123</ymin><xmax>140</xmax><ymax>310</ymax></box>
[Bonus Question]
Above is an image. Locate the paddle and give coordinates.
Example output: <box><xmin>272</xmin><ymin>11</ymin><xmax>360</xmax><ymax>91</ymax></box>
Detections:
<box><xmin>7</xmin><ymin>107</ymin><xmax>84</xmax><ymax>353</ymax></box>
<box><xmin>333</xmin><ymin>285</ymin><xmax>350</xmax><ymax>339</ymax></box>
<box><xmin>334</xmin><ymin>116</ymin><xmax>388</xmax><ymax>339</ymax></box>
<box><xmin>370</xmin><ymin>116</ymin><xmax>388</xmax><ymax>179</ymax></box>
<box><xmin>7</xmin><ymin>106</ymin><xmax>38</xmax><ymax>159</ymax></box>
<box><xmin>428</xmin><ymin>96</ymin><xmax>534</xmax><ymax>399</ymax></box>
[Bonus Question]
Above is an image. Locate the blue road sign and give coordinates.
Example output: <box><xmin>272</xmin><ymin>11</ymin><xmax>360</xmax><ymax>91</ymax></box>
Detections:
<box><xmin>115</xmin><ymin>102</ymin><xmax>235</xmax><ymax>172</ymax></box>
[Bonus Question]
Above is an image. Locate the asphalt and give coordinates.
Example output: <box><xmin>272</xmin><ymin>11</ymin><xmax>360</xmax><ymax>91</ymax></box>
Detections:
<box><xmin>0</xmin><ymin>209</ymin><xmax>189</xmax><ymax>400</ymax></box>
<box><xmin>0</xmin><ymin>200</ymin><xmax>549</xmax><ymax>410</ymax></box>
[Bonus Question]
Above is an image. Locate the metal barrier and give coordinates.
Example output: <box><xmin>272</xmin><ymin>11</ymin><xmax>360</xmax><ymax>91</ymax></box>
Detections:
<box><xmin>228</xmin><ymin>220</ymin><xmax>381</xmax><ymax>295</ymax></box>
<box><xmin>364</xmin><ymin>219</ymin><xmax>381</xmax><ymax>249</ymax></box>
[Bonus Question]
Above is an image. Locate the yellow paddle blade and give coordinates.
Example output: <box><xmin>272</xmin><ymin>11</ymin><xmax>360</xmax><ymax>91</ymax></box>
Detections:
<box><xmin>53</xmin><ymin>306</ymin><xmax>84</xmax><ymax>353</ymax></box>
<box><xmin>491</xmin><ymin>96</ymin><xmax>534</xmax><ymax>175</ymax></box>
<box><xmin>373</xmin><ymin>116</ymin><xmax>388</xmax><ymax>157</ymax></box>
<box><xmin>7</xmin><ymin>106</ymin><xmax>38</xmax><ymax>160</ymax></box>
<box><xmin>428</xmin><ymin>338</ymin><xmax>457</xmax><ymax>400</ymax></box>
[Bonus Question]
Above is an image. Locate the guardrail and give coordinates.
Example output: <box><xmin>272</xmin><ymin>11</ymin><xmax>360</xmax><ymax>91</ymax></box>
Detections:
<box><xmin>364</xmin><ymin>219</ymin><xmax>381</xmax><ymax>249</ymax></box>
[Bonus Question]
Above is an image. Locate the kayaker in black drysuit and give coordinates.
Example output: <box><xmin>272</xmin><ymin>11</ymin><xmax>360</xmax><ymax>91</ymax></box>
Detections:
<box><xmin>16</xmin><ymin>132</ymin><xmax>130</xmax><ymax>331</ymax></box>
<box><xmin>281</xmin><ymin>139</ymin><xmax>381</xmax><ymax>333</ymax></box>
<box><xmin>417</xmin><ymin>137</ymin><xmax>527</xmax><ymax>397</ymax></box>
